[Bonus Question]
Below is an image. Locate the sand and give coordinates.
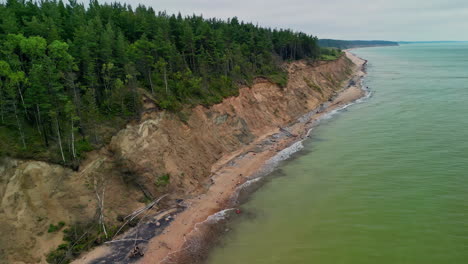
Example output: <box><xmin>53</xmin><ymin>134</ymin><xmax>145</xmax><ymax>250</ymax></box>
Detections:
<box><xmin>142</xmin><ymin>51</ymin><xmax>365</xmax><ymax>264</ymax></box>
<box><xmin>73</xmin><ymin>51</ymin><xmax>366</xmax><ymax>264</ymax></box>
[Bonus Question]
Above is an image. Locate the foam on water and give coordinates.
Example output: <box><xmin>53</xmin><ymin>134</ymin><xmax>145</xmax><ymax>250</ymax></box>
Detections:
<box><xmin>230</xmin><ymin>84</ymin><xmax>372</xmax><ymax>209</ymax></box>
<box><xmin>208</xmin><ymin>43</ymin><xmax>468</xmax><ymax>264</ymax></box>
<box><xmin>204</xmin><ymin>208</ymin><xmax>235</xmax><ymax>223</ymax></box>
<box><xmin>179</xmin><ymin>66</ymin><xmax>372</xmax><ymax>263</ymax></box>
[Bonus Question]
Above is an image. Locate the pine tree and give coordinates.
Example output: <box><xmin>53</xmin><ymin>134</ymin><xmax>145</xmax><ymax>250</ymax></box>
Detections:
<box><xmin>0</xmin><ymin>0</ymin><xmax>324</xmax><ymax>164</ymax></box>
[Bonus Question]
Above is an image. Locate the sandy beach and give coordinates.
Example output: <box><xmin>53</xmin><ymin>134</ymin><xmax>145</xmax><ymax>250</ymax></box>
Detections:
<box><xmin>74</xmin><ymin>51</ymin><xmax>366</xmax><ymax>264</ymax></box>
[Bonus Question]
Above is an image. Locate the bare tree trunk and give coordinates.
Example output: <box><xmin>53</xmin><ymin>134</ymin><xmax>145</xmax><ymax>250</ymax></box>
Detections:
<box><xmin>0</xmin><ymin>98</ymin><xmax>4</xmax><ymax>124</ymax></box>
<box><xmin>129</xmin><ymin>78</ymin><xmax>138</xmax><ymax>115</ymax></box>
<box><xmin>101</xmin><ymin>187</ymin><xmax>107</xmax><ymax>238</ymax></box>
<box><xmin>37</xmin><ymin>104</ymin><xmax>49</xmax><ymax>146</ymax></box>
<box><xmin>163</xmin><ymin>66</ymin><xmax>168</xmax><ymax>94</ymax></box>
<box><xmin>68</xmin><ymin>73</ymin><xmax>83</xmax><ymax>123</ymax></box>
<box><xmin>0</xmin><ymin>86</ymin><xmax>4</xmax><ymax>123</ymax></box>
<box><xmin>94</xmin><ymin>176</ymin><xmax>108</xmax><ymax>238</ymax></box>
<box><xmin>36</xmin><ymin>104</ymin><xmax>42</xmax><ymax>129</ymax></box>
<box><xmin>33</xmin><ymin>110</ymin><xmax>41</xmax><ymax>135</ymax></box>
<box><xmin>17</xmin><ymin>85</ymin><xmax>27</xmax><ymax>115</ymax></box>
<box><xmin>112</xmin><ymin>194</ymin><xmax>168</xmax><ymax>239</ymax></box>
<box><xmin>13</xmin><ymin>101</ymin><xmax>26</xmax><ymax>149</ymax></box>
<box><xmin>55</xmin><ymin>116</ymin><xmax>66</xmax><ymax>163</ymax></box>
<box><xmin>148</xmin><ymin>69</ymin><xmax>154</xmax><ymax>95</ymax></box>
<box><xmin>71</xmin><ymin>117</ymin><xmax>76</xmax><ymax>159</ymax></box>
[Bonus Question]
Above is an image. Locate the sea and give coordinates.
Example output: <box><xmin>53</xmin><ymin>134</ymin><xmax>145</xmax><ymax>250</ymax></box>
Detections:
<box><xmin>206</xmin><ymin>43</ymin><xmax>468</xmax><ymax>264</ymax></box>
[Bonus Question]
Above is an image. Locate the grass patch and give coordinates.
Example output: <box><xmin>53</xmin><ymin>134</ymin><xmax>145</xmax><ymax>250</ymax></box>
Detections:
<box><xmin>48</xmin><ymin>221</ymin><xmax>66</xmax><ymax>233</ymax></box>
<box><xmin>320</xmin><ymin>47</ymin><xmax>343</xmax><ymax>61</ymax></box>
<box><xmin>319</xmin><ymin>54</ymin><xmax>341</xmax><ymax>61</ymax></box>
<box><xmin>267</xmin><ymin>71</ymin><xmax>288</xmax><ymax>88</ymax></box>
<box><xmin>325</xmin><ymin>73</ymin><xmax>338</xmax><ymax>86</ymax></box>
<box><xmin>155</xmin><ymin>173</ymin><xmax>170</xmax><ymax>187</ymax></box>
<box><xmin>303</xmin><ymin>77</ymin><xmax>322</xmax><ymax>93</ymax></box>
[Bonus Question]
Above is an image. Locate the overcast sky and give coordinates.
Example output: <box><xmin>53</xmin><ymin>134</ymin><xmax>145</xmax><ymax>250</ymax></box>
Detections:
<box><xmin>87</xmin><ymin>0</ymin><xmax>468</xmax><ymax>41</ymax></box>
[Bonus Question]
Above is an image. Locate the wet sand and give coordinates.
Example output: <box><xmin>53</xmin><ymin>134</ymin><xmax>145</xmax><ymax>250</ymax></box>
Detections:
<box><xmin>73</xmin><ymin>51</ymin><xmax>366</xmax><ymax>264</ymax></box>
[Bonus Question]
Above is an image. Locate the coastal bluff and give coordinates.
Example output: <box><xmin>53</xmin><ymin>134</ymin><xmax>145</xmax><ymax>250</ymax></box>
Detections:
<box><xmin>1</xmin><ymin>54</ymin><xmax>359</xmax><ymax>264</ymax></box>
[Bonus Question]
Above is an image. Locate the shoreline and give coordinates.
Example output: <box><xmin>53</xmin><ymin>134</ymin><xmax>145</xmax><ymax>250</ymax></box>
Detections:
<box><xmin>145</xmin><ymin>51</ymin><xmax>368</xmax><ymax>264</ymax></box>
<box><xmin>74</xmin><ymin>51</ymin><xmax>368</xmax><ymax>264</ymax></box>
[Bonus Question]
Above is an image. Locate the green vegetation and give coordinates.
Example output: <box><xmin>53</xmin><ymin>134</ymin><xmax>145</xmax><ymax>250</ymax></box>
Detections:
<box><xmin>155</xmin><ymin>173</ymin><xmax>170</xmax><ymax>187</ymax></box>
<box><xmin>46</xmin><ymin>221</ymin><xmax>131</xmax><ymax>264</ymax></box>
<box><xmin>266</xmin><ymin>71</ymin><xmax>288</xmax><ymax>88</ymax></box>
<box><xmin>0</xmin><ymin>0</ymin><xmax>326</xmax><ymax>165</ymax></box>
<box><xmin>320</xmin><ymin>54</ymin><xmax>339</xmax><ymax>61</ymax></box>
<box><xmin>325</xmin><ymin>73</ymin><xmax>338</xmax><ymax>86</ymax></box>
<box><xmin>319</xmin><ymin>47</ymin><xmax>343</xmax><ymax>61</ymax></box>
<box><xmin>303</xmin><ymin>77</ymin><xmax>322</xmax><ymax>93</ymax></box>
<box><xmin>47</xmin><ymin>221</ymin><xmax>65</xmax><ymax>233</ymax></box>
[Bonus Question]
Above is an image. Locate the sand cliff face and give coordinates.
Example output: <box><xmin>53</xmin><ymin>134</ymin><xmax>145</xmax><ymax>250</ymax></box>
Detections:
<box><xmin>111</xmin><ymin>56</ymin><xmax>355</xmax><ymax>195</ymax></box>
<box><xmin>0</xmin><ymin>55</ymin><xmax>355</xmax><ymax>263</ymax></box>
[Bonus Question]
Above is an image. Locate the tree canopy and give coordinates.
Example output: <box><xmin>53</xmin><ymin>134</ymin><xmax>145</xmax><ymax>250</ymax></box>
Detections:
<box><xmin>0</xmin><ymin>0</ymin><xmax>324</xmax><ymax>165</ymax></box>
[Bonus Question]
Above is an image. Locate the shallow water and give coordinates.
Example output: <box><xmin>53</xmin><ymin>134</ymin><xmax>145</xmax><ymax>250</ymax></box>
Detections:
<box><xmin>207</xmin><ymin>43</ymin><xmax>468</xmax><ymax>264</ymax></box>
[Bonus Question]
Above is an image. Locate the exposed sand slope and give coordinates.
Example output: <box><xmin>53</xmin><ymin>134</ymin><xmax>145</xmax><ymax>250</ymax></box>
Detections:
<box><xmin>142</xmin><ymin>51</ymin><xmax>366</xmax><ymax>264</ymax></box>
<box><xmin>74</xmin><ymin>52</ymin><xmax>365</xmax><ymax>264</ymax></box>
<box><xmin>1</xmin><ymin>52</ymin><xmax>363</xmax><ymax>264</ymax></box>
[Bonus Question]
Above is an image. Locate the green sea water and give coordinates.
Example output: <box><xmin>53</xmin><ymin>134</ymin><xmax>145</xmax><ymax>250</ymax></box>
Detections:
<box><xmin>207</xmin><ymin>43</ymin><xmax>468</xmax><ymax>264</ymax></box>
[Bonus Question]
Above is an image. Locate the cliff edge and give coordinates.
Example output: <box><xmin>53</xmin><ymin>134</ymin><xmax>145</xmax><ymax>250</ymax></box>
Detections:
<box><xmin>0</xmin><ymin>53</ymin><xmax>359</xmax><ymax>264</ymax></box>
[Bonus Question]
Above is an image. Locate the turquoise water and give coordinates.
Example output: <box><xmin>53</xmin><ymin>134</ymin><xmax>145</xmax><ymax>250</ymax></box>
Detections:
<box><xmin>207</xmin><ymin>43</ymin><xmax>468</xmax><ymax>264</ymax></box>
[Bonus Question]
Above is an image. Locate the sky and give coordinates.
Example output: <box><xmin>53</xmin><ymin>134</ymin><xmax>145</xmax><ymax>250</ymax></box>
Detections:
<box><xmin>85</xmin><ymin>0</ymin><xmax>468</xmax><ymax>41</ymax></box>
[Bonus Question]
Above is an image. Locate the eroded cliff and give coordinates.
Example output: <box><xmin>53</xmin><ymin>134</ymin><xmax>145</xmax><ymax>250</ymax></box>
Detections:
<box><xmin>0</xmin><ymin>55</ymin><xmax>356</xmax><ymax>263</ymax></box>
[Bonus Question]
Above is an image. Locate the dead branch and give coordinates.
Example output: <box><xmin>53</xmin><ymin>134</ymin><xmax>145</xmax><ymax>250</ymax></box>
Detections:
<box><xmin>93</xmin><ymin>174</ymin><xmax>108</xmax><ymax>238</ymax></box>
<box><xmin>112</xmin><ymin>194</ymin><xmax>169</xmax><ymax>240</ymax></box>
<box><xmin>104</xmin><ymin>238</ymin><xmax>148</xmax><ymax>244</ymax></box>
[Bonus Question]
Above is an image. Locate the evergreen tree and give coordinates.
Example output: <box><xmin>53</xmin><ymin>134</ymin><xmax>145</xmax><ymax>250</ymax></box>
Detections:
<box><xmin>0</xmin><ymin>0</ymin><xmax>330</xmax><ymax>165</ymax></box>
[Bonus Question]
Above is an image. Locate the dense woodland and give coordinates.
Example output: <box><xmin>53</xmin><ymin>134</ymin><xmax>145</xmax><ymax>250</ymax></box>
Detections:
<box><xmin>0</xmin><ymin>0</ymin><xmax>332</xmax><ymax>165</ymax></box>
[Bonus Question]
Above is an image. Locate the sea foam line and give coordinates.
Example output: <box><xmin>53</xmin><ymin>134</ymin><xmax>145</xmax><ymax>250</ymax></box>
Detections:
<box><xmin>171</xmin><ymin>74</ymin><xmax>373</xmax><ymax>262</ymax></box>
<box><xmin>235</xmin><ymin>83</ymin><xmax>373</xmax><ymax>200</ymax></box>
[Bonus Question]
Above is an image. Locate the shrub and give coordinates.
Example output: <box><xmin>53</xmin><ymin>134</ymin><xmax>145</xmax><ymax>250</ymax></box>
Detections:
<box><xmin>48</xmin><ymin>221</ymin><xmax>66</xmax><ymax>233</ymax></box>
<box><xmin>155</xmin><ymin>173</ymin><xmax>170</xmax><ymax>187</ymax></box>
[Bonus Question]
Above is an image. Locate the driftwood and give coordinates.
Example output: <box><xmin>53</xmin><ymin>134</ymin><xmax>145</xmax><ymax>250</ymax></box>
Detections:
<box><xmin>111</xmin><ymin>194</ymin><xmax>169</xmax><ymax>240</ymax></box>
<box><xmin>104</xmin><ymin>238</ymin><xmax>149</xmax><ymax>244</ymax></box>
